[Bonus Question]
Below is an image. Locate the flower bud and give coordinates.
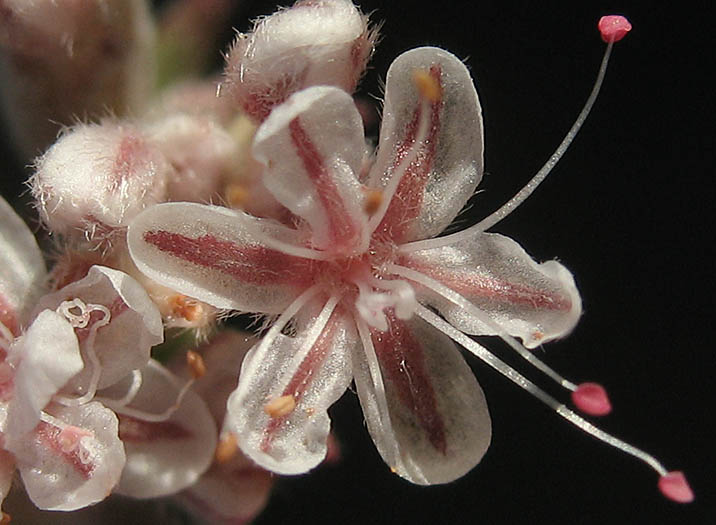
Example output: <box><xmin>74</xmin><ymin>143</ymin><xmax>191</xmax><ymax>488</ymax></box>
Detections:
<box><xmin>145</xmin><ymin>113</ymin><xmax>238</xmax><ymax>203</ymax></box>
<box><xmin>222</xmin><ymin>0</ymin><xmax>376</xmax><ymax>121</ymax></box>
<box><xmin>30</xmin><ymin>122</ymin><xmax>170</xmax><ymax>240</ymax></box>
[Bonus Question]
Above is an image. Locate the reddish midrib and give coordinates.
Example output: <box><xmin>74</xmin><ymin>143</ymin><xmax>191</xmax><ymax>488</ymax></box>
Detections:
<box><xmin>143</xmin><ymin>231</ymin><xmax>315</xmax><ymax>287</ymax></box>
<box><xmin>371</xmin><ymin>310</ymin><xmax>447</xmax><ymax>454</ymax></box>
<box><xmin>260</xmin><ymin>315</ymin><xmax>339</xmax><ymax>452</ymax></box>
<box><xmin>376</xmin><ymin>65</ymin><xmax>443</xmax><ymax>244</ymax></box>
<box><xmin>408</xmin><ymin>261</ymin><xmax>573</xmax><ymax>311</ymax></box>
<box><xmin>289</xmin><ymin>116</ymin><xmax>360</xmax><ymax>250</ymax></box>
<box><xmin>36</xmin><ymin>422</ymin><xmax>95</xmax><ymax>479</ymax></box>
<box><xmin>118</xmin><ymin>415</ymin><xmax>192</xmax><ymax>443</ymax></box>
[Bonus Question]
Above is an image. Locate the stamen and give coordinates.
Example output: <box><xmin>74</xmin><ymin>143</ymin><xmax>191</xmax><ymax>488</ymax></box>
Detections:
<box><xmin>237</xmin><ymin>285</ymin><xmax>323</xmax><ymax>390</ymax></box>
<box><xmin>215</xmin><ymin>431</ymin><xmax>239</xmax><ymax>464</ymax></box>
<box><xmin>416</xmin><ymin>305</ymin><xmax>689</xmax><ymax>499</ymax></box>
<box><xmin>412</xmin><ymin>69</ymin><xmax>441</xmax><ymax>102</ymax></box>
<box><xmin>658</xmin><ymin>471</ymin><xmax>695</xmax><ymax>503</ymax></box>
<box><xmin>169</xmin><ymin>294</ymin><xmax>203</xmax><ymax>323</ymax></box>
<box><xmin>598</xmin><ymin>15</ymin><xmax>632</xmax><ymax>43</ymax></box>
<box><xmin>367</xmin><ymin>72</ymin><xmax>434</xmax><ymax>235</ymax></box>
<box><xmin>354</xmin><ymin>316</ymin><xmax>401</xmax><ymax>463</ymax></box>
<box><xmin>387</xmin><ymin>264</ymin><xmax>586</xmax><ymax>392</ymax></box>
<box><xmin>225</xmin><ymin>183</ymin><xmax>250</xmax><ymax>209</ymax></box>
<box><xmin>264</xmin><ymin>394</ymin><xmax>297</xmax><ymax>418</ymax></box>
<box><xmin>186</xmin><ymin>350</ymin><xmax>207</xmax><ymax>379</ymax></box>
<box><xmin>401</xmin><ymin>19</ymin><xmax>630</xmax><ymax>256</ymax></box>
<box><xmin>362</xmin><ymin>187</ymin><xmax>384</xmax><ymax>215</ymax></box>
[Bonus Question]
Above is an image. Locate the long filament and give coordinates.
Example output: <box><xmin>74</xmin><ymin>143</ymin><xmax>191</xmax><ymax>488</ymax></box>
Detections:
<box><xmin>416</xmin><ymin>305</ymin><xmax>668</xmax><ymax>476</ymax></box>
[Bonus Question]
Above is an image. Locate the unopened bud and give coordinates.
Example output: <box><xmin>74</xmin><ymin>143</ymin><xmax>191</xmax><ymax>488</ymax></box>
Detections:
<box><xmin>30</xmin><ymin>122</ymin><xmax>170</xmax><ymax>240</ymax></box>
<box><xmin>222</xmin><ymin>0</ymin><xmax>377</xmax><ymax>121</ymax></box>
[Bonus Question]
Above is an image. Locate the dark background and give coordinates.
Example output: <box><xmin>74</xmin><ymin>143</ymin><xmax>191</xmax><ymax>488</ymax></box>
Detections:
<box><xmin>2</xmin><ymin>1</ymin><xmax>713</xmax><ymax>524</ymax></box>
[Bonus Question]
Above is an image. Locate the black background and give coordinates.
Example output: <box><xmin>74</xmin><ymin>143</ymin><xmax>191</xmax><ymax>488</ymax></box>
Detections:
<box><xmin>2</xmin><ymin>1</ymin><xmax>713</xmax><ymax>524</ymax></box>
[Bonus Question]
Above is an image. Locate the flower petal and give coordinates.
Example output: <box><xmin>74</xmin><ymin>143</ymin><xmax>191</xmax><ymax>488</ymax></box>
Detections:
<box><xmin>402</xmin><ymin>232</ymin><xmax>581</xmax><ymax>348</ymax></box>
<box><xmin>127</xmin><ymin>202</ymin><xmax>315</xmax><ymax>313</ymax></box>
<box><xmin>352</xmin><ymin>311</ymin><xmax>491</xmax><ymax>485</ymax></box>
<box><xmin>369</xmin><ymin>47</ymin><xmax>483</xmax><ymax>244</ymax></box>
<box><xmin>0</xmin><ymin>195</ymin><xmax>46</xmax><ymax>335</ymax></box>
<box><xmin>0</xmin><ymin>449</ymin><xmax>14</xmax><ymax>510</ymax></box>
<box><xmin>226</xmin><ymin>308</ymin><xmax>354</xmax><ymax>474</ymax></box>
<box><xmin>11</xmin><ymin>402</ymin><xmax>125</xmax><ymax>511</ymax></box>
<box><xmin>253</xmin><ymin>86</ymin><xmax>369</xmax><ymax>253</ymax></box>
<box><xmin>111</xmin><ymin>360</ymin><xmax>217</xmax><ymax>498</ymax></box>
<box><xmin>33</xmin><ymin>265</ymin><xmax>163</xmax><ymax>391</ymax></box>
<box><xmin>6</xmin><ymin>310</ymin><xmax>83</xmax><ymax>440</ymax></box>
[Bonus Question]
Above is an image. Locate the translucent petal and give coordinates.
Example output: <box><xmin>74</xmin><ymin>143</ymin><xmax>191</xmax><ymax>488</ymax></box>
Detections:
<box><xmin>6</xmin><ymin>310</ymin><xmax>83</xmax><ymax>440</ymax></box>
<box><xmin>226</xmin><ymin>311</ymin><xmax>354</xmax><ymax>475</ymax></box>
<box><xmin>12</xmin><ymin>402</ymin><xmax>125</xmax><ymax>511</ymax></box>
<box><xmin>33</xmin><ymin>266</ymin><xmax>163</xmax><ymax>390</ymax></box>
<box><xmin>369</xmin><ymin>47</ymin><xmax>483</xmax><ymax>244</ymax></box>
<box><xmin>112</xmin><ymin>360</ymin><xmax>217</xmax><ymax>498</ymax></box>
<box><xmin>402</xmin><ymin>232</ymin><xmax>581</xmax><ymax>348</ymax></box>
<box><xmin>127</xmin><ymin>202</ymin><xmax>314</xmax><ymax>313</ymax></box>
<box><xmin>352</xmin><ymin>312</ymin><xmax>491</xmax><ymax>485</ymax></box>
<box><xmin>253</xmin><ymin>86</ymin><xmax>369</xmax><ymax>253</ymax></box>
<box><xmin>0</xmin><ymin>195</ymin><xmax>46</xmax><ymax>334</ymax></box>
<box><xmin>178</xmin><ymin>456</ymin><xmax>272</xmax><ymax>525</ymax></box>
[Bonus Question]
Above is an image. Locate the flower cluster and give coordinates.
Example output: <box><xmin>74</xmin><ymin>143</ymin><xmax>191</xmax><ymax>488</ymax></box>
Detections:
<box><xmin>0</xmin><ymin>1</ymin><xmax>692</xmax><ymax>523</ymax></box>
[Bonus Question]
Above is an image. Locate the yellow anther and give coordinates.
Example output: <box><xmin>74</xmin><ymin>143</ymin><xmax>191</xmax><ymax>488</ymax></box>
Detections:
<box><xmin>169</xmin><ymin>294</ymin><xmax>203</xmax><ymax>322</ymax></box>
<box><xmin>412</xmin><ymin>69</ymin><xmax>441</xmax><ymax>102</ymax></box>
<box><xmin>186</xmin><ymin>350</ymin><xmax>207</xmax><ymax>379</ymax></box>
<box><xmin>263</xmin><ymin>394</ymin><xmax>296</xmax><ymax>418</ymax></box>
<box><xmin>362</xmin><ymin>188</ymin><xmax>383</xmax><ymax>215</ymax></box>
<box><xmin>390</xmin><ymin>466</ymin><xmax>397</xmax><ymax>474</ymax></box>
<box><xmin>225</xmin><ymin>183</ymin><xmax>249</xmax><ymax>209</ymax></box>
<box><xmin>215</xmin><ymin>432</ymin><xmax>238</xmax><ymax>464</ymax></box>
<box><xmin>1</xmin><ymin>511</ymin><xmax>11</xmax><ymax>524</ymax></box>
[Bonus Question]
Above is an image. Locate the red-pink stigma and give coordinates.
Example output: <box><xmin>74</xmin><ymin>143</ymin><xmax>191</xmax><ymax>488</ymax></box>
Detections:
<box><xmin>571</xmin><ymin>382</ymin><xmax>612</xmax><ymax>416</ymax></box>
<box><xmin>658</xmin><ymin>471</ymin><xmax>694</xmax><ymax>503</ymax></box>
<box><xmin>598</xmin><ymin>15</ymin><xmax>632</xmax><ymax>43</ymax></box>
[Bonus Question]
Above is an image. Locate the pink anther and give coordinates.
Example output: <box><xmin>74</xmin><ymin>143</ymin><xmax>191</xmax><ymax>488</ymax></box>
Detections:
<box><xmin>658</xmin><ymin>471</ymin><xmax>694</xmax><ymax>503</ymax></box>
<box><xmin>571</xmin><ymin>382</ymin><xmax>612</xmax><ymax>416</ymax></box>
<box><xmin>598</xmin><ymin>15</ymin><xmax>632</xmax><ymax>43</ymax></box>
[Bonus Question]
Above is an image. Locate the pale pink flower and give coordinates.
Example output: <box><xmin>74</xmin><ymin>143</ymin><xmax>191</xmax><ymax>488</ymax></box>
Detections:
<box><xmin>128</xmin><ymin>45</ymin><xmax>581</xmax><ymax>484</ymax></box>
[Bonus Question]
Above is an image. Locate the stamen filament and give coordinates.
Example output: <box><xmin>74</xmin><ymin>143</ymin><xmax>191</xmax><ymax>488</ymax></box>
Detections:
<box><xmin>388</xmin><ymin>263</ymin><xmax>577</xmax><ymax>390</ymax></box>
<box><xmin>400</xmin><ymin>41</ymin><xmax>617</xmax><ymax>256</ymax></box>
<box><xmin>367</xmin><ymin>95</ymin><xmax>432</xmax><ymax>235</ymax></box>
<box><xmin>354</xmin><ymin>316</ymin><xmax>401</xmax><ymax>462</ymax></box>
<box><xmin>239</xmin><ymin>285</ymin><xmax>323</xmax><ymax>387</ymax></box>
<box><xmin>416</xmin><ymin>305</ymin><xmax>670</xmax><ymax>477</ymax></box>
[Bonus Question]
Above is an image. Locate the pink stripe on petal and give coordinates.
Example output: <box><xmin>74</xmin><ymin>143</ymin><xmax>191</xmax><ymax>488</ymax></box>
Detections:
<box><xmin>371</xmin><ymin>310</ymin><xmax>447</xmax><ymax>454</ymax></box>
<box><xmin>376</xmin><ymin>66</ymin><xmax>442</xmax><ymax>243</ymax></box>
<box><xmin>143</xmin><ymin>230</ymin><xmax>314</xmax><ymax>287</ymax></box>
<box><xmin>289</xmin><ymin>117</ymin><xmax>361</xmax><ymax>250</ymax></box>
<box><xmin>260</xmin><ymin>315</ymin><xmax>339</xmax><ymax>452</ymax></box>
<box><xmin>415</xmin><ymin>264</ymin><xmax>573</xmax><ymax>312</ymax></box>
<box><xmin>36</xmin><ymin>422</ymin><xmax>96</xmax><ymax>479</ymax></box>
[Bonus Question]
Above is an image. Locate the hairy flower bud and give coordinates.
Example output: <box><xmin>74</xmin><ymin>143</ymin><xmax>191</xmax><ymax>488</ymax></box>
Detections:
<box><xmin>222</xmin><ymin>0</ymin><xmax>376</xmax><ymax>121</ymax></box>
<box><xmin>30</xmin><ymin>122</ymin><xmax>170</xmax><ymax>240</ymax></box>
<box><xmin>145</xmin><ymin>113</ymin><xmax>238</xmax><ymax>203</ymax></box>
